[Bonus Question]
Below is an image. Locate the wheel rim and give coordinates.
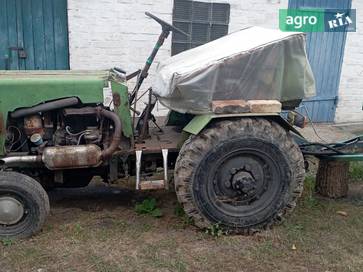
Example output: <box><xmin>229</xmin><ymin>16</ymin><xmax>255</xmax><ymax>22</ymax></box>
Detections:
<box><xmin>206</xmin><ymin>147</ymin><xmax>282</xmax><ymax>218</ymax></box>
<box><xmin>0</xmin><ymin>196</ymin><xmax>25</xmax><ymax>225</ymax></box>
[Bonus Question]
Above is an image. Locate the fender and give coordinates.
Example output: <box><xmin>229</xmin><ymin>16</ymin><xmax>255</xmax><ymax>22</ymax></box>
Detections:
<box><xmin>183</xmin><ymin>113</ymin><xmax>303</xmax><ymax>137</ymax></box>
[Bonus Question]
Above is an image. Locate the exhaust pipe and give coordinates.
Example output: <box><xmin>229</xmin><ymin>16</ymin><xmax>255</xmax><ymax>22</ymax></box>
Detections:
<box><xmin>0</xmin><ymin>156</ymin><xmax>42</xmax><ymax>166</ymax></box>
<box><xmin>1</xmin><ymin>146</ymin><xmax>101</xmax><ymax>170</ymax></box>
<box><xmin>96</xmin><ymin>107</ymin><xmax>122</xmax><ymax>160</ymax></box>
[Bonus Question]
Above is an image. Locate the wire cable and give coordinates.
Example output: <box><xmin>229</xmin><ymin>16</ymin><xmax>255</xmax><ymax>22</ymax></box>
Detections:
<box><xmin>300</xmin><ymin>103</ymin><xmax>328</xmax><ymax>143</ymax></box>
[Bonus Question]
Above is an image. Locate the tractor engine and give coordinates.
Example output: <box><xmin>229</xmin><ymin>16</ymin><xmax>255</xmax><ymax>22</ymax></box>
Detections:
<box><xmin>4</xmin><ymin>98</ymin><xmax>121</xmax><ymax>171</ymax></box>
<box><xmin>53</xmin><ymin>108</ymin><xmax>103</xmax><ymax>147</ymax></box>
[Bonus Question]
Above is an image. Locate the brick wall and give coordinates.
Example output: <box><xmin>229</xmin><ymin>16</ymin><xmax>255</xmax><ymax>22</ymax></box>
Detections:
<box><xmin>67</xmin><ymin>0</ymin><xmax>362</xmax><ymax>122</ymax></box>
<box><xmin>67</xmin><ymin>0</ymin><xmax>173</xmax><ymax>115</ymax></box>
<box><xmin>334</xmin><ymin>0</ymin><xmax>363</xmax><ymax>123</ymax></box>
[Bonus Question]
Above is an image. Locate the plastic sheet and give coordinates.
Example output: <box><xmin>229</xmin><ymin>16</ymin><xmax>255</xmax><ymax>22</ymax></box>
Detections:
<box><xmin>153</xmin><ymin>26</ymin><xmax>316</xmax><ymax>114</ymax></box>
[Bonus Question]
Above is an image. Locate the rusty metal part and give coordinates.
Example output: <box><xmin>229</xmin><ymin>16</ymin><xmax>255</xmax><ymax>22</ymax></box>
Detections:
<box><xmin>96</xmin><ymin>107</ymin><xmax>122</xmax><ymax>160</ymax></box>
<box><xmin>125</xmin><ymin>69</ymin><xmax>141</xmax><ymax>81</ymax></box>
<box><xmin>24</xmin><ymin>115</ymin><xmax>44</xmax><ymax>136</ymax></box>
<box><xmin>1</xmin><ymin>107</ymin><xmax>121</xmax><ymax>170</ymax></box>
<box><xmin>63</xmin><ymin>106</ymin><xmax>121</xmax><ymax>159</ymax></box>
<box><xmin>112</xmin><ymin>92</ymin><xmax>121</xmax><ymax>107</ymax></box>
<box><xmin>134</xmin><ymin>126</ymin><xmax>181</xmax><ymax>154</ymax></box>
<box><xmin>0</xmin><ymin>155</ymin><xmax>41</xmax><ymax>166</ymax></box>
<box><xmin>42</xmin><ymin>144</ymin><xmax>102</xmax><ymax>170</ymax></box>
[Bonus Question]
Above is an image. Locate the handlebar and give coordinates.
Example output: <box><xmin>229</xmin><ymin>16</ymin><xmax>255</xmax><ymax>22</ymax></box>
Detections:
<box><xmin>145</xmin><ymin>12</ymin><xmax>189</xmax><ymax>37</ymax></box>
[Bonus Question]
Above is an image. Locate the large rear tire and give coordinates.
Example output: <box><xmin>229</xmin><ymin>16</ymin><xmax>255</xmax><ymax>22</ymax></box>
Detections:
<box><xmin>0</xmin><ymin>172</ymin><xmax>50</xmax><ymax>239</ymax></box>
<box><xmin>175</xmin><ymin>118</ymin><xmax>305</xmax><ymax>234</ymax></box>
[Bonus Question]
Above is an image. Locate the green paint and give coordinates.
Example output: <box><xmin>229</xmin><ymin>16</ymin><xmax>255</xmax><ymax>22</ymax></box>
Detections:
<box><xmin>0</xmin><ymin>71</ymin><xmax>131</xmax><ymax>155</ymax></box>
<box><xmin>183</xmin><ymin>113</ymin><xmax>280</xmax><ymax>135</ymax></box>
<box><xmin>183</xmin><ymin>114</ymin><xmax>214</xmax><ymax>135</ymax></box>
<box><xmin>111</xmin><ymin>81</ymin><xmax>133</xmax><ymax>138</ymax></box>
<box><xmin>146</xmin><ymin>58</ymin><xmax>152</xmax><ymax>65</ymax></box>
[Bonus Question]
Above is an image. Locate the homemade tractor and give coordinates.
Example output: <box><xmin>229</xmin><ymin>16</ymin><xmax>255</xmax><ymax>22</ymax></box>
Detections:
<box><xmin>0</xmin><ymin>13</ymin><xmax>360</xmax><ymax>239</ymax></box>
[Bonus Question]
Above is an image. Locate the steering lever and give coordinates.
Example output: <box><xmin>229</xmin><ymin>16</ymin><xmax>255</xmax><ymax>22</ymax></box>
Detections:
<box><xmin>145</xmin><ymin>12</ymin><xmax>189</xmax><ymax>37</ymax></box>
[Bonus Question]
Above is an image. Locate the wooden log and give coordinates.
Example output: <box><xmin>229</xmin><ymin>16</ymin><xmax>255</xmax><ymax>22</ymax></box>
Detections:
<box><xmin>316</xmin><ymin>160</ymin><xmax>349</xmax><ymax>198</ymax></box>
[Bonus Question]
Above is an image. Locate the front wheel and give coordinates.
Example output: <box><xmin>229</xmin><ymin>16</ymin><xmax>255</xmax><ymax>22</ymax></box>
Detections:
<box><xmin>0</xmin><ymin>172</ymin><xmax>50</xmax><ymax>239</ymax></box>
<box><xmin>175</xmin><ymin>118</ymin><xmax>305</xmax><ymax>234</ymax></box>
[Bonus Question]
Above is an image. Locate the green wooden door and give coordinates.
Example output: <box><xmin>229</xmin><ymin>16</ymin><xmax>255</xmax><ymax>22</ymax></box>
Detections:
<box><xmin>0</xmin><ymin>0</ymin><xmax>69</xmax><ymax>70</ymax></box>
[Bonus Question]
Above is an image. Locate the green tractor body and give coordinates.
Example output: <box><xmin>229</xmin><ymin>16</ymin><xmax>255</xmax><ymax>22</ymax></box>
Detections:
<box><xmin>0</xmin><ymin>71</ymin><xmax>133</xmax><ymax>155</ymax></box>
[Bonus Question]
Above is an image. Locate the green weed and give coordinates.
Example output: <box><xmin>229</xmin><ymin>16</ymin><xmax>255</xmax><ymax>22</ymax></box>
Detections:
<box><xmin>205</xmin><ymin>223</ymin><xmax>226</xmax><ymax>237</ymax></box>
<box><xmin>1</xmin><ymin>238</ymin><xmax>14</xmax><ymax>247</ymax></box>
<box><xmin>135</xmin><ymin>198</ymin><xmax>163</xmax><ymax>218</ymax></box>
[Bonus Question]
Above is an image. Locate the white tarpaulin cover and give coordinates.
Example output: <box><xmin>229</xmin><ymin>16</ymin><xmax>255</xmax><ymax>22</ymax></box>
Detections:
<box><xmin>153</xmin><ymin>26</ymin><xmax>316</xmax><ymax>114</ymax></box>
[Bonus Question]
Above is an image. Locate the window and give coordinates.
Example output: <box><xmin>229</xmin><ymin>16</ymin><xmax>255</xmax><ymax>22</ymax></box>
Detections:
<box><xmin>172</xmin><ymin>0</ymin><xmax>230</xmax><ymax>55</ymax></box>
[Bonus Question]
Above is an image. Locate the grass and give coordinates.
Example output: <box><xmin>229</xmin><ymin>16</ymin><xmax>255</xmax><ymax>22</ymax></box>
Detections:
<box><xmin>349</xmin><ymin>161</ymin><xmax>363</xmax><ymax>182</ymax></box>
<box><xmin>135</xmin><ymin>198</ymin><xmax>163</xmax><ymax>218</ymax></box>
<box><xmin>1</xmin><ymin>178</ymin><xmax>363</xmax><ymax>272</ymax></box>
<box><xmin>1</xmin><ymin>238</ymin><xmax>14</xmax><ymax>247</ymax></box>
<box><xmin>205</xmin><ymin>223</ymin><xmax>225</xmax><ymax>237</ymax></box>
<box><xmin>302</xmin><ymin>175</ymin><xmax>319</xmax><ymax>208</ymax></box>
<box><xmin>174</xmin><ymin>203</ymin><xmax>194</xmax><ymax>228</ymax></box>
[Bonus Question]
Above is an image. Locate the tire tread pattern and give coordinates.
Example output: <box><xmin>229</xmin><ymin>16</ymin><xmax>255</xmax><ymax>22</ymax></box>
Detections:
<box><xmin>174</xmin><ymin>118</ymin><xmax>305</xmax><ymax>234</ymax></box>
<box><xmin>0</xmin><ymin>172</ymin><xmax>50</xmax><ymax>238</ymax></box>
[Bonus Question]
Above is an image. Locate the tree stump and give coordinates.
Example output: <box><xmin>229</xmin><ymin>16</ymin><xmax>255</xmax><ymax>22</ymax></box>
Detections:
<box><xmin>316</xmin><ymin>160</ymin><xmax>349</xmax><ymax>198</ymax></box>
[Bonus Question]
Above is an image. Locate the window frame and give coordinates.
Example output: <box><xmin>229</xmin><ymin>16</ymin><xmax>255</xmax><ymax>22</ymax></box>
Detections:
<box><xmin>172</xmin><ymin>0</ymin><xmax>231</xmax><ymax>55</ymax></box>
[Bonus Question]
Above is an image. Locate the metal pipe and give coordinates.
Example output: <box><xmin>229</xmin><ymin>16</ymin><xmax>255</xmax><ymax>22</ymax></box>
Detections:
<box><xmin>0</xmin><ymin>156</ymin><xmax>41</xmax><ymax>166</ymax></box>
<box><xmin>135</xmin><ymin>150</ymin><xmax>142</xmax><ymax>190</ymax></box>
<box><xmin>96</xmin><ymin>107</ymin><xmax>122</xmax><ymax>160</ymax></box>
<box><xmin>129</xmin><ymin>30</ymin><xmax>169</xmax><ymax>104</ymax></box>
<box><xmin>162</xmin><ymin>149</ymin><xmax>168</xmax><ymax>190</ymax></box>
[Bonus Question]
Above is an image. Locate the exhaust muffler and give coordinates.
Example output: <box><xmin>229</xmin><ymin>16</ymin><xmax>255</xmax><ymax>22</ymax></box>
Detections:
<box><xmin>42</xmin><ymin>144</ymin><xmax>102</xmax><ymax>170</ymax></box>
<box><xmin>1</xmin><ymin>145</ymin><xmax>102</xmax><ymax>170</ymax></box>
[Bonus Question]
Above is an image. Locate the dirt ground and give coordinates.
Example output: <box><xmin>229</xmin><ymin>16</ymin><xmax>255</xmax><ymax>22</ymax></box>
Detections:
<box><xmin>1</xmin><ymin>170</ymin><xmax>363</xmax><ymax>272</ymax></box>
